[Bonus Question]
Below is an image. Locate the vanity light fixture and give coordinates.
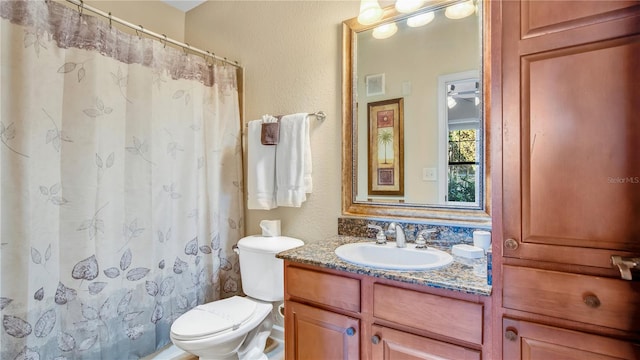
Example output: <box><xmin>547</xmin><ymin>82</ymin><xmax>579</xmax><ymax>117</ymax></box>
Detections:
<box><xmin>445</xmin><ymin>0</ymin><xmax>476</xmax><ymax>19</ymax></box>
<box><xmin>447</xmin><ymin>84</ymin><xmax>457</xmax><ymax>108</ymax></box>
<box><xmin>475</xmin><ymin>81</ymin><xmax>480</xmax><ymax>105</ymax></box>
<box><xmin>395</xmin><ymin>0</ymin><xmax>425</xmax><ymax>13</ymax></box>
<box><xmin>406</xmin><ymin>11</ymin><xmax>435</xmax><ymax>27</ymax></box>
<box><xmin>447</xmin><ymin>96</ymin><xmax>457</xmax><ymax>109</ymax></box>
<box><xmin>358</xmin><ymin>0</ymin><xmax>384</xmax><ymax>25</ymax></box>
<box><xmin>372</xmin><ymin>22</ymin><xmax>398</xmax><ymax>39</ymax></box>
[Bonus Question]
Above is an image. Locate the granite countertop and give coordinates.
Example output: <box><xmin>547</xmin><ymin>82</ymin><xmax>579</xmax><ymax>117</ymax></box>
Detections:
<box><xmin>277</xmin><ymin>235</ymin><xmax>492</xmax><ymax>296</ymax></box>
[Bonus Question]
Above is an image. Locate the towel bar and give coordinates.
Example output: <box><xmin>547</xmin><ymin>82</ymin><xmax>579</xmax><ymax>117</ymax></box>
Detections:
<box><xmin>245</xmin><ymin>111</ymin><xmax>326</xmax><ymax>127</ymax></box>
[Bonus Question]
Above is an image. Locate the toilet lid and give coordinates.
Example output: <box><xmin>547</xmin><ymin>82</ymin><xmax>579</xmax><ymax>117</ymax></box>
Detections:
<box><xmin>170</xmin><ymin>296</ymin><xmax>257</xmax><ymax>340</ymax></box>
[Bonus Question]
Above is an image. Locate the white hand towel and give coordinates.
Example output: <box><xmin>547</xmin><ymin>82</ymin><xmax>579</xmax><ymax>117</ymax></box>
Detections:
<box><xmin>247</xmin><ymin>118</ymin><xmax>277</xmax><ymax>210</ymax></box>
<box><xmin>303</xmin><ymin>114</ymin><xmax>313</xmax><ymax>193</ymax></box>
<box><xmin>276</xmin><ymin>113</ymin><xmax>311</xmax><ymax>207</ymax></box>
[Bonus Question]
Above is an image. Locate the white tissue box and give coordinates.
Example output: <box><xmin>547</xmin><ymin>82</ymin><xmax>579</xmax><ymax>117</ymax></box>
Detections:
<box><xmin>452</xmin><ymin>244</ymin><xmax>485</xmax><ymax>259</ymax></box>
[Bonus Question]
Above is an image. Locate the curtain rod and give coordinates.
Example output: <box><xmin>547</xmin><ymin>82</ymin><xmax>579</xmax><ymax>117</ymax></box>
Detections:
<box><xmin>64</xmin><ymin>0</ymin><xmax>242</xmax><ymax>69</ymax></box>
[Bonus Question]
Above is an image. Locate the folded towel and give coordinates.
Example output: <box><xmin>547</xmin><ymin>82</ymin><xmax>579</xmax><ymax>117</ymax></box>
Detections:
<box><xmin>276</xmin><ymin>113</ymin><xmax>312</xmax><ymax>207</ymax></box>
<box><xmin>247</xmin><ymin>117</ymin><xmax>277</xmax><ymax>210</ymax></box>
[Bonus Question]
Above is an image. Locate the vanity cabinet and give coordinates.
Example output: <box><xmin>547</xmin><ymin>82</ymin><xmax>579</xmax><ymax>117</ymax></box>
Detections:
<box><xmin>283</xmin><ymin>262</ymin><xmax>491</xmax><ymax>360</ymax></box>
<box><xmin>493</xmin><ymin>0</ymin><xmax>640</xmax><ymax>358</ymax></box>
<box><xmin>285</xmin><ymin>265</ymin><xmax>361</xmax><ymax>359</ymax></box>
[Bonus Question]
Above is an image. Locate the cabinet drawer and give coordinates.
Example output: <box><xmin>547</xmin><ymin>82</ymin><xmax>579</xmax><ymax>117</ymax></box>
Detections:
<box><xmin>503</xmin><ymin>265</ymin><xmax>640</xmax><ymax>332</ymax></box>
<box><xmin>373</xmin><ymin>284</ymin><xmax>484</xmax><ymax>345</ymax></box>
<box><xmin>286</xmin><ymin>266</ymin><xmax>360</xmax><ymax>312</ymax></box>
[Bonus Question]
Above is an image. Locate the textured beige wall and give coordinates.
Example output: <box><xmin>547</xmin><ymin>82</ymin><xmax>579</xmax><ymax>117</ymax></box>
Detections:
<box><xmin>185</xmin><ymin>1</ymin><xmax>359</xmax><ymax>242</ymax></box>
<box><xmin>83</xmin><ymin>0</ymin><xmax>186</xmax><ymax>41</ymax></box>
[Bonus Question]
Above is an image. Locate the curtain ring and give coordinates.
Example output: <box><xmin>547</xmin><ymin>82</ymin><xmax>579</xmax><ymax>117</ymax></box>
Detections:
<box><xmin>205</xmin><ymin>51</ymin><xmax>214</xmax><ymax>66</ymax></box>
<box><xmin>162</xmin><ymin>34</ymin><xmax>167</xmax><ymax>48</ymax></box>
<box><xmin>78</xmin><ymin>0</ymin><xmax>84</xmax><ymax>17</ymax></box>
<box><xmin>108</xmin><ymin>12</ymin><xmax>112</xmax><ymax>28</ymax></box>
<box><xmin>183</xmin><ymin>43</ymin><xmax>190</xmax><ymax>55</ymax></box>
<box><xmin>136</xmin><ymin>25</ymin><xmax>143</xmax><ymax>39</ymax></box>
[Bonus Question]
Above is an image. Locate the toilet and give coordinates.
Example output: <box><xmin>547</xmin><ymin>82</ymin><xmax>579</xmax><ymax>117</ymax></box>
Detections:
<box><xmin>170</xmin><ymin>235</ymin><xmax>304</xmax><ymax>360</ymax></box>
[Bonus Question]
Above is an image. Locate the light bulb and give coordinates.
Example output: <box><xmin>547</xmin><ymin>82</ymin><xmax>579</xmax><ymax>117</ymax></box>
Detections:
<box><xmin>358</xmin><ymin>0</ymin><xmax>384</xmax><ymax>25</ymax></box>
<box><xmin>395</xmin><ymin>0</ymin><xmax>425</xmax><ymax>13</ymax></box>
<box><xmin>407</xmin><ymin>12</ymin><xmax>434</xmax><ymax>27</ymax></box>
<box><xmin>445</xmin><ymin>0</ymin><xmax>476</xmax><ymax>20</ymax></box>
<box><xmin>372</xmin><ymin>23</ymin><xmax>398</xmax><ymax>39</ymax></box>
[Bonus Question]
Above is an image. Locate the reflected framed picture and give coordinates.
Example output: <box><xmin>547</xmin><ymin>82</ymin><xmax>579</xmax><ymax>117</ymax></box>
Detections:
<box><xmin>368</xmin><ymin>98</ymin><xmax>404</xmax><ymax>196</ymax></box>
<box><xmin>365</xmin><ymin>73</ymin><xmax>385</xmax><ymax>97</ymax></box>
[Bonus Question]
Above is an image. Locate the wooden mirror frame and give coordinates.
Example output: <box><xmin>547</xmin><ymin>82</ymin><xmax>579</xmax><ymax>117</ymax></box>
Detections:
<box><xmin>341</xmin><ymin>0</ymin><xmax>492</xmax><ymax>226</ymax></box>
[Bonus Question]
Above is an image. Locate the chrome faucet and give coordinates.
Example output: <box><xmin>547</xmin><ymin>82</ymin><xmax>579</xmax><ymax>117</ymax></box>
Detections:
<box><xmin>386</xmin><ymin>222</ymin><xmax>407</xmax><ymax>248</ymax></box>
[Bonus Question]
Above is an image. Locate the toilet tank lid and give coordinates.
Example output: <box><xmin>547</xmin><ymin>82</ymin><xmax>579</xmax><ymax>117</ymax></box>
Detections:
<box><xmin>237</xmin><ymin>235</ymin><xmax>304</xmax><ymax>253</ymax></box>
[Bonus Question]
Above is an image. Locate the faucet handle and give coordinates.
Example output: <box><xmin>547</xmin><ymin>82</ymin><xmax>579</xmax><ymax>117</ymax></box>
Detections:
<box><xmin>367</xmin><ymin>224</ymin><xmax>387</xmax><ymax>245</ymax></box>
<box><xmin>416</xmin><ymin>229</ymin><xmax>437</xmax><ymax>249</ymax></box>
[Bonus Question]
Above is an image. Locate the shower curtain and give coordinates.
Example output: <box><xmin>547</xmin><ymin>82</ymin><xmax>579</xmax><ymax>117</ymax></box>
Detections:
<box><xmin>0</xmin><ymin>1</ymin><xmax>244</xmax><ymax>358</ymax></box>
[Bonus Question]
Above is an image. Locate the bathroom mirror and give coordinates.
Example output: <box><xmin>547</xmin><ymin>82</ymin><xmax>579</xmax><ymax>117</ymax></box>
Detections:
<box><xmin>342</xmin><ymin>0</ymin><xmax>491</xmax><ymax>225</ymax></box>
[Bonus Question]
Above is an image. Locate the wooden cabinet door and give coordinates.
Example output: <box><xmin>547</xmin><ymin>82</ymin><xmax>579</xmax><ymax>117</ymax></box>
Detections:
<box><xmin>284</xmin><ymin>301</ymin><xmax>359</xmax><ymax>360</ymax></box>
<box><xmin>370</xmin><ymin>325</ymin><xmax>480</xmax><ymax>360</ymax></box>
<box><xmin>501</xmin><ymin>1</ymin><xmax>640</xmax><ymax>270</ymax></box>
<box><xmin>503</xmin><ymin>318</ymin><xmax>640</xmax><ymax>360</ymax></box>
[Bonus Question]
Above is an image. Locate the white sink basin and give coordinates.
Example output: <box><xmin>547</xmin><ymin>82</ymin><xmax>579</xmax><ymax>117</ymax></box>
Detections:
<box><xmin>334</xmin><ymin>242</ymin><xmax>453</xmax><ymax>271</ymax></box>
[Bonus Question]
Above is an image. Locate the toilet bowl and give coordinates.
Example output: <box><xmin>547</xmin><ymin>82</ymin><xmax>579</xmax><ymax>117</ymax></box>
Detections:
<box><xmin>170</xmin><ymin>296</ymin><xmax>273</xmax><ymax>360</ymax></box>
<box><xmin>170</xmin><ymin>235</ymin><xmax>304</xmax><ymax>360</ymax></box>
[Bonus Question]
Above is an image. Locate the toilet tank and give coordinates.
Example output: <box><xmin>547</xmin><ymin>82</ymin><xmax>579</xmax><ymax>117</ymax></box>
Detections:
<box><xmin>236</xmin><ymin>235</ymin><xmax>304</xmax><ymax>301</ymax></box>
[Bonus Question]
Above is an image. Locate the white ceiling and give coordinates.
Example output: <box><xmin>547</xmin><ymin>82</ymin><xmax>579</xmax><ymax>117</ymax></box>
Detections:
<box><xmin>162</xmin><ymin>0</ymin><xmax>206</xmax><ymax>12</ymax></box>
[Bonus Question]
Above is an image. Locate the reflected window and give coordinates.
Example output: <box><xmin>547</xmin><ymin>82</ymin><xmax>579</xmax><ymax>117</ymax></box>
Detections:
<box><xmin>438</xmin><ymin>71</ymin><xmax>481</xmax><ymax>207</ymax></box>
<box><xmin>447</xmin><ymin>128</ymin><xmax>478</xmax><ymax>203</ymax></box>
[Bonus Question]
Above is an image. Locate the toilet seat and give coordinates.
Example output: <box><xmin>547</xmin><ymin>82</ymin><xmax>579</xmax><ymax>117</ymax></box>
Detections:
<box><xmin>170</xmin><ymin>296</ymin><xmax>266</xmax><ymax>341</ymax></box>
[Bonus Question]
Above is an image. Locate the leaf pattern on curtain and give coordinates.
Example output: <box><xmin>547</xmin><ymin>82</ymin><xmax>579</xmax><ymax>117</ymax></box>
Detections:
<box><xmin>0</xmin><ymin>1</ymin><xmax>244</xmax><ymax>359</ymax></box>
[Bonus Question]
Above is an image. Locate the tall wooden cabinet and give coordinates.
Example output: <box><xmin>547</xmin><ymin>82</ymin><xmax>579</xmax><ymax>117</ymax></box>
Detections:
<box><xmin>492</xmin><ymin>1</ymin><xmax>640</xmax><ymax>358</ymax></box>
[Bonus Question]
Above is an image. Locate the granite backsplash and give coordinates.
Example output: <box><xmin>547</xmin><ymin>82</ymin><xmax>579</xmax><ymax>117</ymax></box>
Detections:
<box><xmin>337</xmin><ymin>217</ymin><xmax>490</xmax><ymax>247</ymax></box>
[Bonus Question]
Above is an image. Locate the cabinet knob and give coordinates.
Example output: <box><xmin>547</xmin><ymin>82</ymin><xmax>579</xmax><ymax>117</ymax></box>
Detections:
<box><xmin>504</xmin><ymin>238</ymin><xmax>519</xmax><ymax>251</ymax></box>
<box><xmin>505</xmin><ymin>328</ymin><xmax>518</xmax><ymax>341</ymax></box>
<box><xmin>371</xmin><ymin>335</ymin><xmax>381</xmax><ymax>344</ymax></box>
<box><xmin>345</xmin><ymin>327</ymin><xmax>356</xmax><ymax>337</ymax></box>
<box><xmin>583</xmin><ymin>294</ymin><xmax>601</xmax><ymax>308</ymax></box>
